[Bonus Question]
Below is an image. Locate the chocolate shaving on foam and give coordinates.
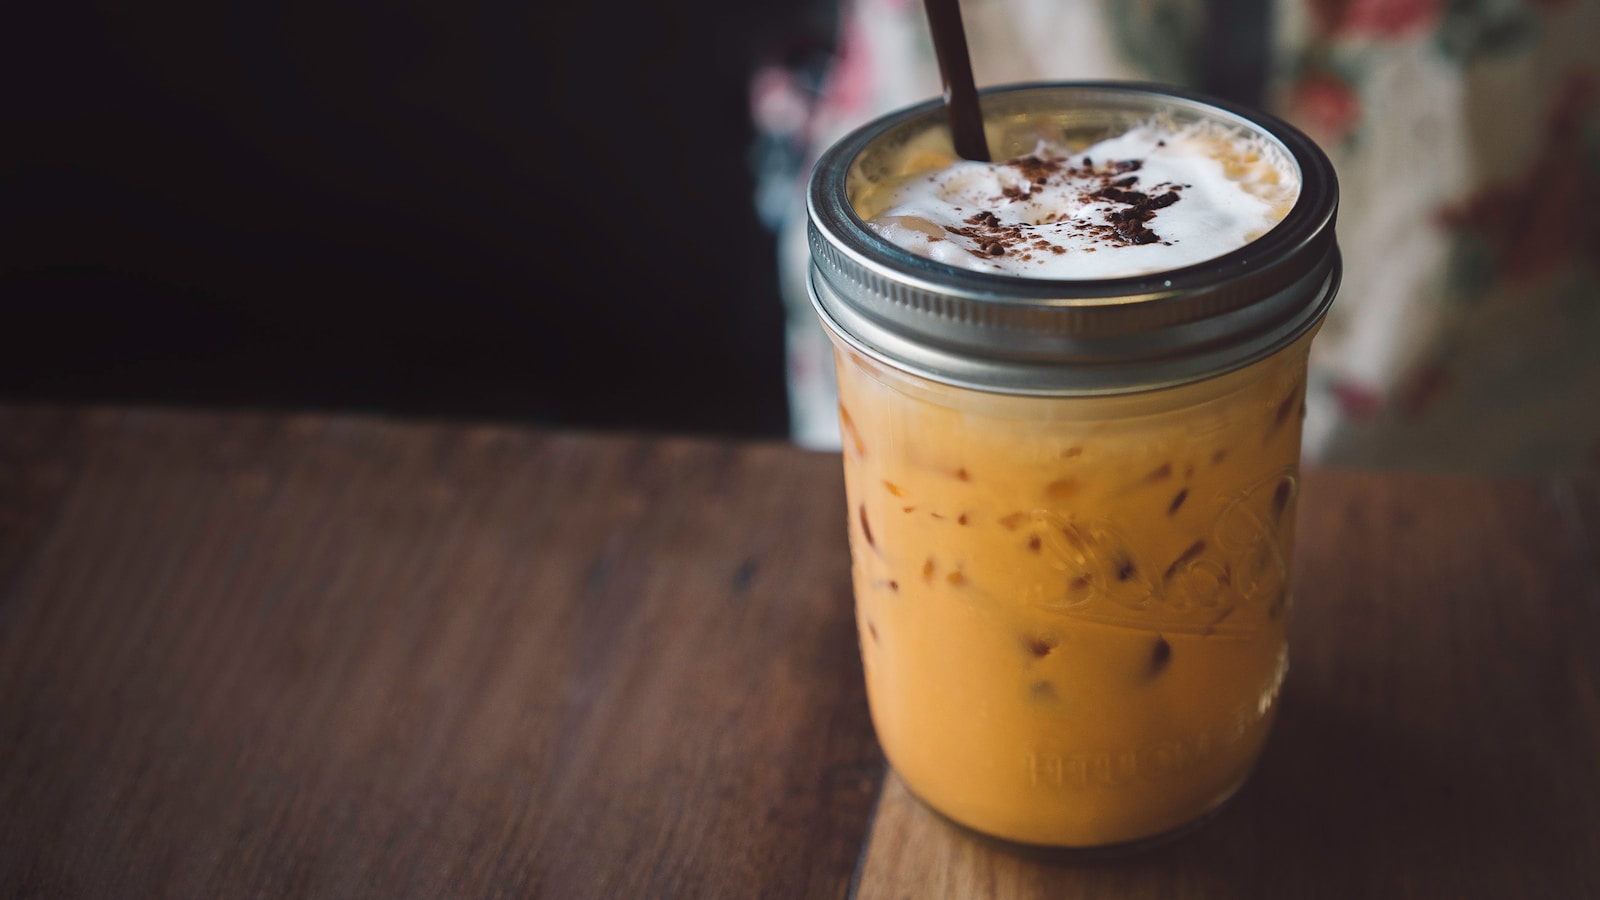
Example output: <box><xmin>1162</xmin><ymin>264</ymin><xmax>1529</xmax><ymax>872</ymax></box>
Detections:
<box><xmin>937</xmin><ymin>154</ymin><xmax>1184</xmax><ymax>258</ymax></box>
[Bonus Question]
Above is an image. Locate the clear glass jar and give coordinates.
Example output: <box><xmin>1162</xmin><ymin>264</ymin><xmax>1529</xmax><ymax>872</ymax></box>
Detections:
<box><xmin>807</xmin><ymin>82</ymin><xmax>1340</xmax><ymax>849</ymax></box>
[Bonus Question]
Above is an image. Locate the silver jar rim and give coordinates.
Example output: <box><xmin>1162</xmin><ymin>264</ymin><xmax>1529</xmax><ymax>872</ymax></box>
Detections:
<box><xmin>806</xmin><ymin>81</ymin><xmax>1341</xmax><ymax>395</ymax></box>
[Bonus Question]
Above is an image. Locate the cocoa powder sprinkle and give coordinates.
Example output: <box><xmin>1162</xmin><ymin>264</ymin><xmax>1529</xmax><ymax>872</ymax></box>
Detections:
<box><xmin>935</xmin><ymin>153</ymin><xmax>1185</xmax><ymax>260</ymax></box>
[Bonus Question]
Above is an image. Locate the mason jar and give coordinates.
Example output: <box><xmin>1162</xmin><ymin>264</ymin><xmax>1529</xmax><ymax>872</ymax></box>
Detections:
<box><xmin>806</xmin><ymin>81</ymin><xmax>1340</xmax><ymax>849</ymax></box>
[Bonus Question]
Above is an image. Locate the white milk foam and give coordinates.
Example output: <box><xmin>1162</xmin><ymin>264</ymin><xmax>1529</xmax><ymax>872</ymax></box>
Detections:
<box><xmin>865</xmin><ymin>123</ymin><xmax>1298</xmax><ymax>279</ymax></box>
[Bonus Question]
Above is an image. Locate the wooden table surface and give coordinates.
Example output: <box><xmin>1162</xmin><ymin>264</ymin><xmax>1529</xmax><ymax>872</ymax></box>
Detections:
<box><xmin>1</xmin><ymin>405</ymin><xmax>1597</xmax><ymax>899</ymax></box>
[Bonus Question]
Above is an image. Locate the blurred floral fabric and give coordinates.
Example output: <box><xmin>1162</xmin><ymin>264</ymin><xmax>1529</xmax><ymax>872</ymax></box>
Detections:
<box><xmin>750</xmin><ymin>0</ymin><xmax>1600</xmax><ymax>475</ymax></box>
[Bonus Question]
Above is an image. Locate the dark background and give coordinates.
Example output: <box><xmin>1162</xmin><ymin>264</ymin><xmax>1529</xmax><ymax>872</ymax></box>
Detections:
<box><xmin>1</xmin><ymin>1</ymin><xmax>1263</xmax><ymax>441</ymax></box>
<box><xmin>0</xmin><ymin>0</ymin><xmax>847</xmax><ymax>439</ymax></box>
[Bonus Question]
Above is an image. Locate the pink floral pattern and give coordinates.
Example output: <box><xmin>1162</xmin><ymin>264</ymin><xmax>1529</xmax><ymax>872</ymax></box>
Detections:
<box><xmin>1280</xmin><ymin>0</ymin><xmax>1600</xmax><ymax>472</ymax></box>
<box><xmin>1287</xmin><ymin>68</ymin><xmax>1364</xmax><ymax>147</ymax></box>
<box><xmin>1309</xmin><ymin>0</ymin><xmax>1442</xmax><ymax>37</ymax></box>
<box><xmin>1438</xmin><ymin>73</ymin><xmax>1598</xmax><ymax>286</ymax></box>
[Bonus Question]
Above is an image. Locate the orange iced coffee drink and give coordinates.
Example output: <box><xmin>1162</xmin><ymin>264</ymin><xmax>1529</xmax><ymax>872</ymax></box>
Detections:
<box><xmin>807</xmin><ymin>84</ymin><xmax>1340</xmax><ymax>848</ymax></box>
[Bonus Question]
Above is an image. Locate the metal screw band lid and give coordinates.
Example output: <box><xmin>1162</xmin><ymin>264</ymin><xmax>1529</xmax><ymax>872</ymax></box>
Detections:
<box><xmin>806</xmin><ymin>81</ymin><xmax>1341</xmax><ymax>395</ymax></box>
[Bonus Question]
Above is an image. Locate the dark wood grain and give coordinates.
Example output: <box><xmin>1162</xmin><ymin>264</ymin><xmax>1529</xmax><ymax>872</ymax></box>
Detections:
<box><xmin>0</xmin><ymin>406</ymin><xmax>881</xmax><ymax>899</ymax></box>
<box><xmin>856</xmin><ymin>469</ymin><xmax>1600</xmax><ymax>898</ymax></box>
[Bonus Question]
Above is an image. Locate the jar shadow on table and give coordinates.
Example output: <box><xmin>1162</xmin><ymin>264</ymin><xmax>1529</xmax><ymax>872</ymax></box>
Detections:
<box><xmin>918</xmin><ymin>683</ymin><xmax>1581</xmax><ymax>893</ymax></box>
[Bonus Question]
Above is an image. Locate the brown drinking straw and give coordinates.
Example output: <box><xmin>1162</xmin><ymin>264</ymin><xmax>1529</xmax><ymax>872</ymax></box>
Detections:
<box><xmin>922</xmin><ymin>0</ymin><xmax>989</xmax><ymax>161</ymax></box>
